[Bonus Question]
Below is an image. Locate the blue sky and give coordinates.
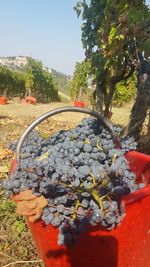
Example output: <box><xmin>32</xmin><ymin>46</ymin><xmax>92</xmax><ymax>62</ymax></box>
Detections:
<box><xmin>0</xmin><ymin>0</ymin><xmax>150</xmax><ymax>75</ymax></box>
<box><xmin>0</xmin><ymin>0</ymin><xmax>84</xmax><ymax>75</ymax></box>
<box><xmin>147</xmin><ymin>0</ymin><xmax>150</xmax><ymax>5</ymax></box>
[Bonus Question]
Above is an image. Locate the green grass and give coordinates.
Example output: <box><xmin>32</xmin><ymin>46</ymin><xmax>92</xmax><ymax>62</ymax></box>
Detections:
<box><xmin>0</xmin><ymin>191</ymin><xmax>44</xmax><ymax>267</ymax></box>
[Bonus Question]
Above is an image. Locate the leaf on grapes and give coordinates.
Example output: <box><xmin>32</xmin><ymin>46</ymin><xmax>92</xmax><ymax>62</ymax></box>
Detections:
<box><xmin>84</xmin><ymin>138</ymin><xmax>90</xmax><ymax>144</ymax></box>
<box><xmin>37</xmin><ymin>151</ymin><xmax>49</xmax><ymax>161</ymax></box>
<box><xmin>13</xmin><ymin>190</ymin><xmax>37</xmax><ymax>201</ymax></box>
<box><xmin>13</xmin><ymin>190</ymin><xmax>48</xmax><ymax>222</ymax></box>
<box><xmin>0</xmin><ymin>165</ymin><xmax>9</xmax><ymax>173</ymax></box>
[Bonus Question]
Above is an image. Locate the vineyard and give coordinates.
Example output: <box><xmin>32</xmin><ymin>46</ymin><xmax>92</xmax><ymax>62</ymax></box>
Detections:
<box><xmin>0</xmin><ymin>0</ymin><xmax>150</xmax><ymax>266</ymax></box>
<box><xmin>0</xmin><ymin>100</ymin><xmax>149</xmax><ymax>267</ymax></box>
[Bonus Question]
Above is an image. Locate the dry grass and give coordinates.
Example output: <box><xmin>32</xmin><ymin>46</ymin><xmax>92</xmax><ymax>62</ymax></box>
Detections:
<box><xmin>112</xmin><ymin>103</ymin><xmax>132</xmax><ymax>126</ymax></box>
<box><xmin>0</xmin><ymin>100</ymin><xmax>132</xmax><ymax>146</ymax></box>
<box><xmin>0</xmin><ymin>100</ymin><xmax>132</xmax><ymax>122</ymax></box>
<box><xmin>0</xmin><ymin>101</ymin><xmax>84</xmax><ymax>121</ymax></box>
<box><xmin>0</xmin><ymin>101</ymin><xmax>88</xmax><ymax>147</ymax></box>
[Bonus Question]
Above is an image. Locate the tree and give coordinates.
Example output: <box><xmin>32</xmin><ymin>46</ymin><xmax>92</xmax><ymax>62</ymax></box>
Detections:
<box><xmin>11</xmin><ymin>71</ymin><xmax>25</xmax><ymax>99</ymax></box>
<box><xmin>0</xmin><ymin>67</ymin><xmax>13</xmax><ymax>97</ymax></box>
<box><xmin>128</xmin><ymin>57</ymin><xmax>150</xmax><ymax>138</ymax></box>
<box><xmin>0</xmin><ymin>58</ymin><xmax>60</xmax><ymax>103</ymax></box>
<box><xmin>70</xmin><ymin>61</ymin><xmax>91</xmax><ymax>100</ymax></box>
<box><xmin>0</xmin><ymin>66</ymin><xmax>25</xmax><ymax>98</ymax></box>
<box><xmin>75</xmin><ymin>0</ymin><xmax>150</xmax><ymax>121</ymax></box>
<box><xmin>113</xmin><ymin>75</ymin><xmax>136</xmax><ymax>107</ymax></box>
<box><xmin>24</xmin><ymin>71</ymin><xmax>34</xmax><ymax>97</ymax></box>
<box><xmin>24</xmin><ymin>58</ymin><xmax>60</xmax><ymax>102</ymax></box>
<box><xmin>51</xmin><ymin>69</ymin><xmax>71</xmax><ymax>95</ymax></box>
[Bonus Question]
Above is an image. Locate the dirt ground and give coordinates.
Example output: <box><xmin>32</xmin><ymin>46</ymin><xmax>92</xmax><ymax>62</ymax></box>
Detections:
<box><xmin>0</xmin><ymin>100</ymin><xmax>132</xmax><ymax>146</ymax></box>
<box><xmin>1</xmin><ymin>100</ymin><xmax>149</xmax><ymax>151</ymax></box>
<box><xmin>0</xmin><ymin>100</ymin><xmax>132</xmax><ymax>123</ymax></box>
<box><xmin>0</xmin><ymin>99</ymin><xmax>149</xmax><ymax>155</ymax></box>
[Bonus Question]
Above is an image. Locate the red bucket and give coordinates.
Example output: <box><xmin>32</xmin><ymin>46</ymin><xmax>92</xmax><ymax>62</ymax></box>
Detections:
<box><xmin>73</xmin><ymin>101</ymin><xmax>87</xmax><ymax>108</ymax></box>
<box><xmin>25</xmin><ymin>96</ymin><xmax>37</xmax><ymax>105</ymax></box>
<box><xmin>11</xmin><ymin>151</ymin><xmax>150</xmax><ymax>267</ymax></box>
<box><xmin>0</xmin><ymin>96</ymin><xmax>7</xmax><ymax>105</ymax></box>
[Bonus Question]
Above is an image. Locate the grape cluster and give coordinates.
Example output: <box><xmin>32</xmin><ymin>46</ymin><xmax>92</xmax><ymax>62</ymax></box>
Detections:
<box><xmin>120</xmin><ymin>137</ymin><xmax>137</xmax><ymax>153</ymax></box>
<box><xmin>3</xmin><ymin>118</ymin><xmax>143</xmax><ymax>247</ymax></box>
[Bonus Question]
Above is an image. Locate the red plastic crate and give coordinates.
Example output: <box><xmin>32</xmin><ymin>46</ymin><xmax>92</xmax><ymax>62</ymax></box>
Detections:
<box><xmin>73</xmin><ymin>101</ymin><xmax>87</xmax><ymax>108</ymax></box>
<box><xmin>0</xmin><ymin>96</ymin><xmax>7</xmax><ymax>105</ymax></box>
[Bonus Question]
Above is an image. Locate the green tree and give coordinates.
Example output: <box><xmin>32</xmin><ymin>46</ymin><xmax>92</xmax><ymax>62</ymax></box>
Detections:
<box><xmin>0</xmin><ymin>66</ymin><xmax>13</xmax><ymax>97</ymax></box>
<box><xmin>75</xmin><ymin>0</ymin><xmax>150</xmax><ymax>123</ymax></box>
<box><xmin>0</xmin><ymin>67</ymin><xmax>25</xmax><ymax>98</ymax></box>
<box><xmin>0</xmin><ymin>59</ymin><xmax>60</xmax><ymax>102</ymax></box>
<box><xmin>24</xmin><ymin>71</ymin><xmax>34</xmax><ymax>97</ymax></box>
<box><xmin>24</xmin><ymin>58</ymin><xmax>60</xmax><ymax>102</ymax></box>
<box><xmin>70</xmin><ymin>61</ymin><xmax>91</xmax><ymax>100</ymax></box>
<box><xmin>113</xmin><ymin>75</ymin><xmax>137</xmax><ymax>107</ymax></box>
<box><xmin>42</xmin><ymin>69</ymin><xmax>60</xmax><ymax>102</ymax></box>
<box><xmin>51</xmin><ymin>69</ymin><xmax>71</xmax><ymax>95</ymax></box>
<box><xmin>11</xmin><ymin>71</ymin><xmax>25</xmax><ymax>99</ymax></box>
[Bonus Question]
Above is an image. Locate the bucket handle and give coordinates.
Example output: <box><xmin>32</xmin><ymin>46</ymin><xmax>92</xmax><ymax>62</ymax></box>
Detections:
<box><xmin>16</xmin><ymin>106</ymin><xmax>118</xmax><ymax>164</ymax></box>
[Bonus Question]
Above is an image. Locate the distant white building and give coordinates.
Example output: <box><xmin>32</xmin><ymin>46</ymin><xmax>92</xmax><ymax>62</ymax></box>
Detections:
<box><xmin>0</xmin><ymin>56</ymin><xmax>52</xmax><ymax>72</ymax></box>
<box><xmin>43</xmin><ymin>66</ymin><xmax>52</xmax><ymax>73</ymax></box>
<box><xmin>0</xmin><ymin>56</ymin><xmax>28</xmax><ymax>68</ymax></box>
<box><xmin>15</xmin><ymin>56</ymin><xmax>28</xmax><ymax>66</ymax></box>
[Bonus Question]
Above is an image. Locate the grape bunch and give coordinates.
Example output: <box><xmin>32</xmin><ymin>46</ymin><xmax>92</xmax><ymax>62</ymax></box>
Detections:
<box><xmin>3</xmin><ymin>117</ymin><xmax>142</xmax><ymax>247</ymax></box>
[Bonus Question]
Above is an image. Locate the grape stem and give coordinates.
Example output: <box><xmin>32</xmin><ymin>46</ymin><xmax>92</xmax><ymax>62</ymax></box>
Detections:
<box><xmin>96</xmin><ymin>140</ymin><xmax>103</xmax><ymax>151</ymax></box>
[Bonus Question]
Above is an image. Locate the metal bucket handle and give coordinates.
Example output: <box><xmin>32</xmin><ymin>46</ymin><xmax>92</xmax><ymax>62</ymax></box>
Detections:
<box><xmin>16</xmin><ymin>106</ymin><xmax>118</xmax><ymax>164</ymax></box>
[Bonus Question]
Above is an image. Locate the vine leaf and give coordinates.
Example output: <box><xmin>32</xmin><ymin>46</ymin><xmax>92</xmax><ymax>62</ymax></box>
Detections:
<box><xmin>13</xmin><ymin>190</ymin><xmax>48</xmax><ymax>222</ymax></box>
